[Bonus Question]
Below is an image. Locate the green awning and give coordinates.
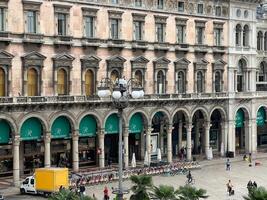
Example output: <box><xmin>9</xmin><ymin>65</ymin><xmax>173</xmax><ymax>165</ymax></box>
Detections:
<box><xmin>235</xmin><ymin>109</ymin><xmax>244</xmax><ymax>128</ymax></box>
<box><xmin>257</xmin><ymin>107</ymin><xmax>266</xmax><ymax>127</ymax></box>
<box><xmin>105</xmin><ymin>114</ymin><xmax>119</xmax><ymax>134</ymax></box>
<box><xmin>0</xmin><ymin>120</ymin><xmax>11</xmax><ymax>144</ymax></box>
<box><xmin>129</xmin><ymin>113</ymin><xmax>143</xmax><ymax>134</ymax></box>
<box><xmin>21</xmin><ymin>118</ymin><xmax>42</xmax><ymax>141</ymax></box>
<box><xmin>51</xmin><ymin>116</ymin><xmax>71</xmax><ymax>139</ymax></box>
<box><xmin>79</xmin><ymin>115</ymin><xmax>97</xmax><ymax>137</ymax></box>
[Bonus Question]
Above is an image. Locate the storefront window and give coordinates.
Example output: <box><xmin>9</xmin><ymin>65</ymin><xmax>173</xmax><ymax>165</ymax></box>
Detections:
<box><xmin>79</xmin><ymin>137</ymin><xmax>96</xmax><ymax>167</ymax></box>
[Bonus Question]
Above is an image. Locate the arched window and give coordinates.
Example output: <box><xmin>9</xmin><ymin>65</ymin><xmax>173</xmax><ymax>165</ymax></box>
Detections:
<box><xmin>177</xmin><ymin>71</ymin><xmax>185</xmax><ymax>93</ymax></box>
<box><xmin>264</xmin><ymin>32</ymin><xmax>267</xmax><ymax>51</ymax></box>
<box><xmin>85</xmin><ymin>69</ymin><xmax>94</xmax><ymax>96</ymax></box>
<box><xmin>57</xmin><ymin>68</ymin><xmax>67</xmax><ymax>95</ymax></box>
<box><xmin>215</xmin><ymin>71</ymin><xmax>221</xmax><ymax>92</ymax></box>
<box><xmin>0</xmin><ymin>67</ymin><xmax>5</xmax><ymax>96</ymax></box>
<box><xmin>235</xmin><ymin>24</ymin><xmax>242</xmax><ymax>46</ymax></box>
<box><xmin>237</xmin><ymin>59</ymin><xmax>246</xmax><ymax>92</ymax></box>
<box><xmin>27</xmin><ymin>68</ymin><xmax>38</xmax><ymax>96</ymax></box>
<box><xmin>257</xmin><ymin>31</ymin><xmax>263</xmax><ymax>50</ymax></box>
<box><xmin>197</xmin><ymin>71</ymin><xmax>204</xmax><ymax>93</ymax></box>
<box><xmin>134</xmin><ymin>70</ymin><xmax>143</xmax><ymax>87</ymax></box>
<box><xmin>157</xmin><ymin>70</ymin><xmax>165</xmax><ymax>94</ymax></box>
<box><xmin>258</xmin><ymin>62</ymin><xmax>267</xmax><ymax>82</ymax></box>
<box><xmin>243</xmin><ymin>25</ymin><xmax>249</xmax><ymax>47</ymax></box>
<box><xmin>110</xmin><ymin>70</ymin><xmax>119</xmax><ymax>84</ymax></box>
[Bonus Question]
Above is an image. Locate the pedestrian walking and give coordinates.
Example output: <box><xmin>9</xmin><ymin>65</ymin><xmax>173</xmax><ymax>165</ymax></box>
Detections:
<box><xmin>79</xmin><ymin>184</ymin><xmax>86</xmax><ymax>197</ymax></box>
<box><xmin>104</xmin><ymin>186</ymin><xmax>110</xmax><ymax>200</ymax></box>
<box><xmin>226</xmin><ymin>159</ymin><xmax>231</xmax><ymax>171</ymax></box>
<box><xmin>249</xmin><ymin>153</ymin><xmax>252</xmax><ymax>167</ymax></box>
<box><xmin>247</xmin><ymin>180</ymin><xmax>253</xmax><ymax>193</ymax></box>
<box><xmin>226</xmin><ymin>180</ymin><xmax>234</xmax><ymax>196</ymax></box>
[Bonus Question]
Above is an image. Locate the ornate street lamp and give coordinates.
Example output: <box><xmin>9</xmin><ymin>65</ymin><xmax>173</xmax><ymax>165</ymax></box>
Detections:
<box><xmin>97</xmin><ymin>77</ymin><xmax>144</xmax><ymax>200</ymax></box>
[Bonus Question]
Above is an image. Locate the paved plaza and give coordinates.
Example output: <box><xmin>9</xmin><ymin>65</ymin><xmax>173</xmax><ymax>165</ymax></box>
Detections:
<box><xmin>3</xmin><ymin>156</ymin><xmax>267</xmax><ymax>200</ymax></box>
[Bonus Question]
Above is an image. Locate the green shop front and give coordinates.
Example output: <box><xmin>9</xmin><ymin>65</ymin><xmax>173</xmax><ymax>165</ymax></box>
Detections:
<box><xmin>0</xmin><ymin>119</ymin><xmax>13</xmax><ymax>176</ymax></box>
<box><xmin>105</xmin><ymin>114</ymin><xmax>119</xmax><ymax>164</ymax></box>
<box><xmin>79</xmin><ymin>115</ymin><xmax>97</xmax><ymax>167</ymax></box>
<box><xmin>51</xmin><ymin>116</ymin><xmax>72</xmax><ymax>168</ymax></box>
<box><xmin>20</xmin><ymin>117</ymin><xmax>44</xmax><ymax>174</ymax></box>
<box><xmin>256</xmin><ymin>107</ymin><xmax>267</xmax><ymax>147</ymax></box>
<box><xmin>129</xmin><ymin>113</ymin><xmax>143</xmax><ymax>161</ymax></box>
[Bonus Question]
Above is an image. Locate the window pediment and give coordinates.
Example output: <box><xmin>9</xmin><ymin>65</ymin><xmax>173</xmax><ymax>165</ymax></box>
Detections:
<box><xmin>108</xmin><ymin>10</ymin><xmax>123</xmax><ymax>19</ymax></box>
<box><xmin>132</xmin><ymin>13</ymin><xmax>146</xmax><ymax>21</ymax></box>
<box><xmin>81</xmin><ymin>55</ymin><xmax>101</xmax><ymax>69</ymax></box>
<box><xmin>131</xmin><ymin>56</ymin><xmax>149</xmax><ymax>69</ymax></box>
<box><xmin>213</xmin><ymin>59</ymin><xmax>226</xmax><ymax>70</ymax></box>
<box><xmin>0</xmin><ymin>51</ymin><xmax>14</xmax><ymax>66</ymax></box>
<box><xmin>53</xmin><ymin>53</ymin><xmax>74</xmax><ymax>68</ymax></box>
<box><xmin>153</xmin><ymin>57</ymin><xmax>170</xmax><ymax>69</ymax></box>
<box><xmin>107</xmin><ymin>55</ymin><xmax>126</xmax><ymax>69</ymax></box>
<box><xmin>22</xmin><ymin>51</ymin><xmax>46</xmax><ymax>67</ymax></box>
<box><xmin>195</xmin><ymin>20</ymin><xmax>207</xmax><ymax>27</ymax></box>
<box><xmin>213</xmin><ymin>21</ymin><xmax>224</xmax><ymax>29</ymax></box>
<box><xmin>23</xmin><ymin>0</ymin><xmax>42</xmax><ymax>10</ymax></box>
<box><xmin>154</xmin><ymin>15</ymin><xmax>168</xmax><ymax>23</ymax></box>
<box><xmin>81</xmin><ymin>7</ymin><xmax>98</xmax><ymax>16</ymax></box>
<box><xmin>0</xmin><ymin>0</ymin><xmax>8</xmax><ymax>7</ymax></box>
<box><xmin>174</xmin><ymin>58</ymin><xmax>190</xmax><ymax>70</ymax></box>
<box><xmin>53</xmin><ymin>4</ymin><xmax>71</xmax><ymax>13</ymax></box>
<box><xmin>175</xmin><ymin>17</ymin><xmax>188</xmax><ymax>26</ymax></box>
<box><xmin>194</xmin><ymin>58</ymin><xmax>209</xmax><ymax>70</ymax></box>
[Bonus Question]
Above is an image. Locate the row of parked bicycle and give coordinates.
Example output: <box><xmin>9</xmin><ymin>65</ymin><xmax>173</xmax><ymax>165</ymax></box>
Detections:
<box><xmin>70</xmin><ymin>161</ymin><xmax>200</xmax><ymax>187</ymax></box>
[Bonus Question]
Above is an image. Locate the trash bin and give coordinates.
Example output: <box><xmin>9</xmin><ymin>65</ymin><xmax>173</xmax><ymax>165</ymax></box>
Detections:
<box><xmin>227</xmin><ymin>151</ymin><xmax>234</xmax><ymax>158</ymax></box>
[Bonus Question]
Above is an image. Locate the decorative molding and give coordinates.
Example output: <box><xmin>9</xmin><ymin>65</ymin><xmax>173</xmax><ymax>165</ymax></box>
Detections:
<box><xmin>52</xmin><ymin>53</ymin><xmax>74</xmax><ymax>68</ymax></box>
<box><xmin>81</xmin><ymin>55</ymin><xmax>101</xmax><ymax>69</ymax></box>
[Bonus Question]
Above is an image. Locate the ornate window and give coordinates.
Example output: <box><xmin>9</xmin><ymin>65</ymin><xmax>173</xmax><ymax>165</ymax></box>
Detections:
<box><xmin>22</xmin><ymin>52</ymin><xmax>46</xmax><ymax>96</ymax></box>
<box><xmin>194</xmin><ymin>58</ymin><xmax>208</xmax><ymax>93</ymax></box>
<box><xmin>0</xmin><ymin>51</ymin><xmax>13</xmax><ymax>97</ymax></box>
<box><xmin>108</xmin><ymin>11</ymin><xmax>123</xmax><ymax>40</ymax></box>
<box><xmin>23</xmin><ymin>1</ymin><xmax>41</xmax><ymax>34</ymax></box>
<box><xmin>195</xmin><ymin>20</ymin><xmax>206</xmax><ymax>45</ymax></box>
<box><xmin>0</xmin><ymin>67</ymin><xmax>5</xmax><ymax>96</ymax></box>
<box><xmin>176</xmin><ymin>18</ymin><xmax>187</xmax><ymax>44</ymax></box>
<box><xmin>235</xmin><ymin>24</ymin><xmax>242</xmax><ymax>46</ymax></box>
<box><xmin>155</xmin><ymin>16</ymin><xmax>167</xmax><ymax>43</ymax></box>
<box><xmin>174</xmin><ymin>57</ymin><xmax>190</xmax><ymax>94</ymax></box>
<box><xmin>256</xmin><ymin>61</ymin><xmax>267</xmax><ymax>91</ymax></box>
<box><xmin>106</xmin><ymin>55</ymin><xmax>126</xmax><ymax>83</ymax></box>
<box><xmin>132</xmin><ymin>13</ymin><xmax>146</xmax><ymax>41</ymax></box>
<box><xmin>82</xmin><ymin>8</ymin><xmax>98</xmax><ymax>39</ymax></box>
<box><xmin>257</xmin><ymin>31</ymin><xmax>263</xmax><ymax>50</ymax></box>
<box><xmin>243</xmin><ymin>25</ymin><xmax>249</xmax><ymax>47</ymax></box>
<box><xmin>214</xmin><ymin>22</ymin><xmax>224</xmax><ymax>46</ymax></box>
<box><xmin>0</xmin><ymin>1</ymin><xmax>8</xmax><ymax>32</ymax></box>
<box><xmin>131</xmin><ymin>56</ymin><xmax>149</xmax><ymax>91</ymax></box>
<box><xmin>237</xmin><ymin>59</ymin><xmax>246</xmax><ymax>92</ymax></box>
<box><xmin>27</xmin><ymin>68</ymin><xmax>38</xmax><ymax>96</ymax></box>
<box><xmin>197</xmin><ymin>71</ymin><xmax>204</xmax><ymax>93</ymax></box>
<box><xmin>54</xmin><ymin>4</ymin><xmax>71</xmax><ymax>36</ymax></box>
<box><xmin>53</xmin><ymin>53</ymin><xmax>74</xmax><ymax>95</ymax></box>
<box><xmin>153</xmin><ymin>57</ymin><xmax>170</xmax><ymax>94</ymax></box>
<box><xmin>81</xmin><ymin>55</ymin><xmax>100</xmax><ymax>96</ymax></box>
<box><xmin>212</xmin><ymin>59</ymin><xmax>226</xmax><ymax>93</ymax></box>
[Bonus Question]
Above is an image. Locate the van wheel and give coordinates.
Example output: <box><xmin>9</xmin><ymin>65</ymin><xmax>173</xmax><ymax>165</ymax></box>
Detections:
<box><xmin>44</xmin><ymin>192</ymin><xmax>50</xmax><ymax>198</ymax></box>
<box><xmin>20</xmin><ymin>188</ymin><xmax>25</xmax><ymax>194</ymax></box>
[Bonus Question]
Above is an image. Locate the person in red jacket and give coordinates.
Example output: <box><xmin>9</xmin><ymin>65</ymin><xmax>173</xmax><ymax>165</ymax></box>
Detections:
<box><xmin>104</xmin><ymin>186</ymin><xmax>109</xmax><ymax>200</ymax></box>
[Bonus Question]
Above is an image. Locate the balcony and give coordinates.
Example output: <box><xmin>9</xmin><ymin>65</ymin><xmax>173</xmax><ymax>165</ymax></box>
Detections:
<box><xmin>54</xmin><ymin>35</ymin><xmax>73</xmax><ymax>47</ymax></box>
<box><xmin>154</xmin><ymin>42</ymin><xmax>170</xmax><ymax>51</ymax></box>
<box><xmin>107</xmin><ymin>39</ymin><xmax>125</xmax><ymax>49</ymax></box>
<box><xmin>175</xmin><ymin>43</ymin><xmax>189</xmax><ymax>52</ymax></box>
<box><xmin>81</xmin><ymin>37</ymin><xmax>101</xmax><ymax>48</ymax></box>
<box><xmin>132</xmin><ymin>40</ymin><xmax>148</xmax><ymax>50</ymax></box>
<box><xmin>23</xmin><ymin>33</ymin><xmax>44</xmax><ymax>45</ymax></box>
<box><xmin>194</xmin><ymin>44</ymin><xmax>209</xmax><ymax>53</ymax></box>
<box><xmin>212</xmin><ymin>45</ymin><xmax>226</xmax><ymax>54</ymax></box>
<box><xmin>0</xmin><ymin>31</ymin><xmax>11</xmax><ymax>44</ymax></box>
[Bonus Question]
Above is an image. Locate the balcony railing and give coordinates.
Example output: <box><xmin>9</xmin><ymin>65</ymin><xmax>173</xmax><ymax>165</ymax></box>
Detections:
<box><xmin>0</xmin><ymin>92</ymin><xmax>267</xmax><ymax>105</ymax></box>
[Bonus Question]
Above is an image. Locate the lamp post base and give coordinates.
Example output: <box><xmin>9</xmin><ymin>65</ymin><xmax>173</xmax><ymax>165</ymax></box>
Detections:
<box><xmin>112</xmin><ymin>188</ymin><xmax>130</xmax><ymax>200</ymax></box>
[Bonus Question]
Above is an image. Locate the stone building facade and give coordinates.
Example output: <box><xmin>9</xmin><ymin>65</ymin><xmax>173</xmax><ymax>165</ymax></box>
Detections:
<box><xmin>0</xmin><ymin>0</ymin><xmax>265</xmax><ymax>186</ymax></box>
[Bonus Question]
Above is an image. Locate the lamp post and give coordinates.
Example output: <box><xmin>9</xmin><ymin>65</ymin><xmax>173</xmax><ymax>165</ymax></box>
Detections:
<box><xmin>97</xmin><ymin>77</ymin><xmax>144</xmax><ymax>200</ymax></box>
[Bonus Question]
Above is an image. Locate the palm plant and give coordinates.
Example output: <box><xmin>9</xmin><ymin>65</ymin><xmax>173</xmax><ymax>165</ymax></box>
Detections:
<box><xmin>243</xmin><ymin>186</ymin><xmax>267</xmax><ymax>200</ymax></box>
<box><xmin>129</xmin><ymin>175</ymin><xmax>153</xmax><ymax>200</ymax></box>
<box><xmin>176</xmin><ymin>185</ymin><xmax>208</xmax><ymax>200</ymax></box>
<box><xmin>48</xmin><ymin>189</ymin><xmax>78</xmax><ymax>200</ymax></box>
<box><xmin>150</xmin><ymin>185</ymin><xmax>178</xmax><ymax>200</ymax></box>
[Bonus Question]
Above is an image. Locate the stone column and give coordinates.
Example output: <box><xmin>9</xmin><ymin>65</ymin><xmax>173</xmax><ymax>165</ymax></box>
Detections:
<box><xmin>251</xmin><ymin>119</ymin><xmax>257</xmax><ymax>153</ymax></box>
<box><xmin>44</xmin><ymin>134</ymin><xmax>51</xmax><ymax>168</ymax></box>
<box><xmin>160</xmin><ymin>122</ymin><xmax>164</xmax><ymax>154</ymax></box>
<box><xmin>178</xmin><ymin>120</ymin><xmax>183</xmax><ymax>151</ymax></box>
<box><xmin>227</xmin><ymin>120</ymin><xmax>235</xmax><ymax>154</ymax></box>
<box><xmin>13</xmin><ymin>135</ymin><xmax>20</xmax><ymax>187</ymax></box>
<box><xmin>140</xmin><ymin>130</ymin><xmax>145</xmax><ymax>160</ymax></box>
<box><xmin>167</xmin><ymin>125</ymin><xmax>173</xmax><ymax>163</ymax></box>
<box><xmin>205</xmin><ymin>121</ymin><xmax>211</xmax><ymax>159</ymax></box>
<box><xmin>72</xmin><ymin>131</ymin><xmax>79</xmax><ymax>172</ymax></box>
<box><xmin>146</xmin><ymin>127</ymin><xmax>152</xmax><ymax>164</ymax></box>
<box><xmin>220</xmin><ymin>121</ymin><xmax>226</xmax><ymax>156</ymax></box>
<box><xmin>186</xmin><ymin>123</ymin><xmax>193</xmax><ymax>160</ymax></box>
<box><xmin>244</xmin><ymin>120</ymin><xmax>251</xmax><ymax>153</ymax></box>
<box><xmin>123</xmin><ymin>128</ymin><xmax>129</xmax><ymax>169</ymax></box>
<box><xmin>98</xmin><ymin>130</ymin><xmax>105</xmax><ymax>168</ymax></box>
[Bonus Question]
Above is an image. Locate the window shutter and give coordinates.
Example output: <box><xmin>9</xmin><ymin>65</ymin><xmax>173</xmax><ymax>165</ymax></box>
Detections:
<box><xmin>203</xmin><ymin>28</ymin><xmax>205</xmax><ymax>44</ymax></box>
<box><xmin>37</xmin><ymin>12</ymin><xmax>40</xmax><ymax>34</ymax></box>
<box><xmin>24</xmin><ymin>11</ymin><xmax>27</xmax><ymax>33</ymax></box>
<box><xmin>155</xmin><ymin>24</ymin><xmax>158</xmax><ymax>42</ymax></box>
<box><xmin>55</xmin><ymin>14</ymin><xmax>58</xmax><ymax>35</ymax></box>
<box><xmin>109</xmin><ymin>20</ymin><xmax>112</xmax><ymax>38</ymax></box>
<box><xmin>119</xmin><ymin>20</ymin><xmax>122</xmax><ymax>39</ymax></box>
<box><xmin>142</xmin><ymin>22</ymin><xmax>145</xmax><ymax>41</ymax></box>
<box><xmin>83</xmin><ymin>17</ymin><xmax>86</xmax><ymax>37</ymax></box>
<box><xmin>195</xmin><ymin>27</ymin><xmax>198</xmax><ymax>44</ymax></box>
<box><xmin>67</xmin><ymin>15</ymin><xmax>70</xmax><ymax>36</ymax></box>
<box><xmin>164</xmin><ymin>24</ymin><xmax>166</xmax><ymax>42</ymax></box>
<box><xmin>221</xmin><ymin>30</ymin><xmax>224</xmax><ymax>46</ymax></box>
<box><xmin>4</xmin><ymin>8</ymin><xmax>7</xmax><ymax>31</ymax></box>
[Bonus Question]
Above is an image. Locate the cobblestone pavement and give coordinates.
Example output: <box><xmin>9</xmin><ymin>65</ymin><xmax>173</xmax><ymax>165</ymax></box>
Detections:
<box><xmin>4</xmin><ymin>157</ymin><xmax>267</xmax><ymax>200</ymax></box>
<box><xmin>85</xmin><ymin>158</ymin><xmax>267</xmax><ymax>200</ymax></box>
